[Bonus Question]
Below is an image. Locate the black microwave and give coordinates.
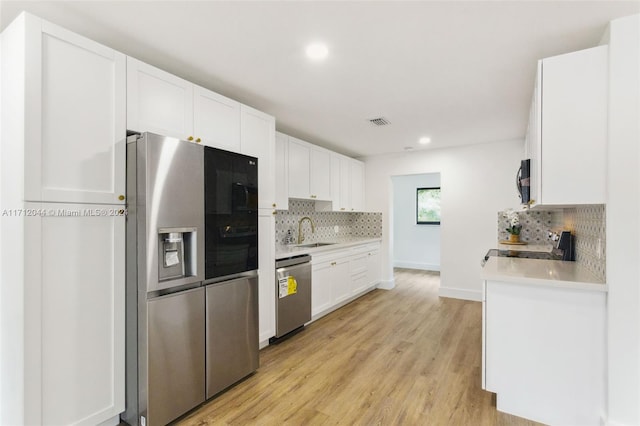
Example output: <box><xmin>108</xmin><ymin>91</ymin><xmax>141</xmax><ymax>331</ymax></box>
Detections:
<box><xmin>517</xmin><ymin>159</ymin><xmax>531</xmax><ymax>204</ymax></box>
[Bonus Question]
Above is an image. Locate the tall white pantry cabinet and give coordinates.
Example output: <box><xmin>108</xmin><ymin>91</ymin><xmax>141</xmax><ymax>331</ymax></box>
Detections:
<box><xmin>1</xmin><ymin>12</ymin><xmax>125</xmax><ymax>426</ymax></box>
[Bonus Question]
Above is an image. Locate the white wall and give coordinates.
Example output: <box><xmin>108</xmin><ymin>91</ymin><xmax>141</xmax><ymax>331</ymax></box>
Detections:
<box><xmin>392</xmin><ymin>173</ymin><xmax>441</xmax><ymax>271</ymax></box>
<box><xmin>364</xmin><ymin>139</ymin><xmax>523</xmax><ymax>300</ymax></box>
<box><xmin>605</xmin><ymin>14</ymin><xmax>640</xmax><ymax>426</ymax></box>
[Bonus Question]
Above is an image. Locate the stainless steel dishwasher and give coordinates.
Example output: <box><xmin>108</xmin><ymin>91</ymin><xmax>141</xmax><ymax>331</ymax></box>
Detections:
<box><xmin>273</xmin><ymin>255</ymin><xmax>312</xmax><ymax>340</ymax></box>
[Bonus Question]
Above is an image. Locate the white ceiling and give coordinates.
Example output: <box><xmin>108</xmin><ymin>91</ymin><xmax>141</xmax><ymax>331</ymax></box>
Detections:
<box><xmin>2</xmin><ymin>1</ymin><xmax>638</xmax><ymax>157</ymax></box>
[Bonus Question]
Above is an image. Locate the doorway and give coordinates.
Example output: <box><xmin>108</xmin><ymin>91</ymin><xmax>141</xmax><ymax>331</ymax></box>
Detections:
<box><xmin>391</xmin><ymin>173</ymin><xmax>441</xmax><ymax>271</ymax></box>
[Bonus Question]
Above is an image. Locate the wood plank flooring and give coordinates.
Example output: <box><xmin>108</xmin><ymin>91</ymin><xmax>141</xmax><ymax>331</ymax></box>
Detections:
<box><xmin>178</xmin><ymin>268</ymin><xmax>542</xmax><ymax>426</ymax></box>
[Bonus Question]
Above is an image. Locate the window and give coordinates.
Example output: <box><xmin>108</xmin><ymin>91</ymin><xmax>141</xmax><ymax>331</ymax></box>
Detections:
<box><xmin>417</xmin><ymin>187</ymin><xmax>441</xmax><ymax>225</ymax></box>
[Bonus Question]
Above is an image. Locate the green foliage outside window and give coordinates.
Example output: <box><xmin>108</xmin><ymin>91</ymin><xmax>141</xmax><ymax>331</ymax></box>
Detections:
<box><xmin>417</xmin><ymin>187</ymin><xmax>441</xmax><ymax>225</ymax></box>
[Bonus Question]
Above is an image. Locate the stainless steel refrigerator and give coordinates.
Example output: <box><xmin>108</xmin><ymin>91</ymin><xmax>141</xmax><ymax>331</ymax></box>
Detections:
<box><xmin>122</xmin><ymin>133</ymin><xmax>259</xmax><ymax>426</ymax></box>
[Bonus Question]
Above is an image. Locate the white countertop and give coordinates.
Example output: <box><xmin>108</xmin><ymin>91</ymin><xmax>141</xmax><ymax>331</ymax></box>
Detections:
<box><xmin>482</xmin><ymin>257</ymin><xmax>607</xmax><ymax>292</ymax></box>
<box><xmin>275</xmin><ymin>237</ymin><xmax>381</xmax><ymax>260</ymax></box>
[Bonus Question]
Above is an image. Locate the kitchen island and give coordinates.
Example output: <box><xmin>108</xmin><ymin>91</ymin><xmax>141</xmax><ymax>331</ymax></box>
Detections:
<box><xmin>481</xmin><ymin>257</ymin><xmax>606</xmax><ymax>426</ymax></box>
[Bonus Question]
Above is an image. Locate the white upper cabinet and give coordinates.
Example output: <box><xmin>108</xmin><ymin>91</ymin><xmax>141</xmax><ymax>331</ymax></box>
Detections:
<box><xmin>287</xmin><ymin>137</ymin><xmax>332</xmax><ymax>201</ymax></box>
<box><xmin>329</xmin><ymin>153</ymin><xmax>342</xmax><ymax>211</ymax></box>
<box><xmin>193</xmin><ymin>85</ymin><xmax>241</xmax><ymax>151</ymax></box>
<box><xmin>275</xmin><ymin>132</ymin><xmax>289</xmax><ymax>210</ymax></box>
<box><xmin>338</xmin><ymin>155</ymin><xmax>352</xmax><ymax>211</ymax></box>
<box><xmin>287</xmin><ymin>137</ymin><xmax>311</xmax><ymax>199</ymax></box>
<box><xmin>350</xmin><ymin>159</ymin><xmax>365</xmax><ymax>211</ymax></box>
<box><xmin>126</xmin><ymin>57</ymin><xmax>194</xmax><ymax>141</ymax></box>
<box><xmin>327</xmin><ymin>153</ymin><xmax>353</xmax><ymax>212</ymax></box>
<box><xmin>240</xmin><ymin>104</ymin><xmax>276</xmax><ymax>209</ymax></box>
<box><xmin>310</xmin><ymin>147</ymin><xmax>332</xmax><ymax>201</ymax></box>
<box><xmin>127</xmin><ymin>58</ymin><xmax>244</xmax><ymax>151</ymax></box>
<box><xmin>528</xmin><ymin>45</ymin><xmax>608</xmax><ymax>207</ymax></box>
<box><xmin>20</xmin><ymin>14</ymin><xmax>126</xmax><ymax>204</ymax></box>
<box><xmin>278</xmin><ymin>132</ymin><xmax>365</xmax><ymax>210</ymax></box>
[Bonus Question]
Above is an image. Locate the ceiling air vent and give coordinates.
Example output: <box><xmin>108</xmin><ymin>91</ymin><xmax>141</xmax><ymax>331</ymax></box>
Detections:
<box><xmin>368</xmin><ymin>117</ymin><xmax>390</xmax><ymax>126</ymax></box>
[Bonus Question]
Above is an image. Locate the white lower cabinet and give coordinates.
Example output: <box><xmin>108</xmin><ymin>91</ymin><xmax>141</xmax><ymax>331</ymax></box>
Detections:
<box><xmin>311</xmin><ymin>242</ymin><xmax>381</xmax><ymax>320</ymax></box>
<box><xmin>366</xmin><ymin>248</ymin><xmax>382</xmax><ymax>287</ymax></box>
<box><xmin>311</xmin><ymin>251</ymin><xmax>351</xmax><ymax>318</ymax></box>
<box><xmin>311</xmin><ymin>260</ymin><xmax>333</xmax><ymax>317</ymax></box>
<box><xmin>483</xmin><ymin>280</ymin><xmax>606</xmax><ymax>426</ymax></box>
<box><xmin>258</xmin><ymin>210</ymin><xmax>276</xmax><ymax>346</ymax></box>
<box><xmin>331</xmin><ymin>258</ymin><xmax>352</xmax><ymax>305</ymax></box>
<box><xmin>350</xmin><ymin>251</ymin><xmax>368</xmax><ymax>294</ymax></box>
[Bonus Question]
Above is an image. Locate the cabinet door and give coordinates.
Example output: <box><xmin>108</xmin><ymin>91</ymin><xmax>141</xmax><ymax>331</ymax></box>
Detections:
<box><xmin>312</xmin><ymin>263</ymin><xmax>333</xmax><ymax>317</ymax></box>
<box><xmin>274</xmin><ymin>132</ymin><xmax>289</xmax><ymax>210</ymax></box>
<box><xmin>194</xmin><ymin>85</ymin><xmax>241</xmax><ymax>151</ymax></box>
<box><xmin>241</xmin><ymin>105</ymin><xmax>276</xmax><ymax>209</ymax></box>
<box><xmin>338</xmin><ymin>155</ymin><xmax>351</xmax><ymax>211</ymax></box>
<box><xmin>350</xmin><ymin>253</ymin><xmax>368</xmax><ymax>294</ymax></box>
<box><xmin>528</xmin><ymin>67</ymin><xmax>542</xmax><ymax>207</ymax></box>
<box><xmin>541</xmin><ymin>46</ymin><xmax>608</xmax><ymax>205</ymax></box>
<box><xmin>258</xmin><ymin>211</ymin><xmax>275</xmax><ymax>344</ymax></box>
<box><xmin>29</xmin><ymin>203</ymin><xmax>125</xmax><ymax>426</ymax></box>
<box><xmin>366</xmin><ymin>249</ymin><xmax>382</xmax><ymax>287</ymax></box>
<box><xmin>485</xmin><ymin>280</ymin><xmax>606</xmax><ymax>425</ymax></box>
<box><xmin>126</xmin><ymin>56</ymin><xmax>194</xmax><ymax>140</ymax></box>
<box><xmin>310</xmin><ymin>147</ymin><xmax>332</xmax><ymax>201</ymax></box>
<box><xmin>331</xmin><ymin>258</ymin><xmax>352</xmax><ymax>304</ymax></box>
<box><xmin>330</xmin><ymin>153</ymin><xmax>341</xmax><ymax>211</ymax></box>
<box><xmin>350</xmin><ymin>159</ymin><xmax>365</xmax><ymax>212</ymax></box>
<box><xmin>288</xmin><ymin>138</ymin><xmax>311</xmax><ymax>199</ymax></box>
<box><xmin>25</xmin><ymin>18</ymin><xmax>126</xmax><ymax>204</ymax></box>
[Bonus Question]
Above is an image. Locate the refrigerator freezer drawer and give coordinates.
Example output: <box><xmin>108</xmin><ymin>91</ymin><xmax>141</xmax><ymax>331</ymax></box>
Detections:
<box><xmin>147</xmin><ymin>287</ymin><xmax>206</xmax><ymax>425</ymax></box>
<box><xmin>205</xmin><ymin>274</ymin><xmax>259</xmax><ymax>399</ymax></box>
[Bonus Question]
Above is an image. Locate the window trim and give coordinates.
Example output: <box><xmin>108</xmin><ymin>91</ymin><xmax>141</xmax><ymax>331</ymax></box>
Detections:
<box><xmin>416</xmin><ymin>187</ymin><xmax>441</xmax><ymax>225</ymax></box>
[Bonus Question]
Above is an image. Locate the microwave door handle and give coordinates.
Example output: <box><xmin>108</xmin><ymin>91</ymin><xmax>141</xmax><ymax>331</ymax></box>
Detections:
<box><xmin>516</xmin><ymin>165</ymin><xmax>523</xmax><ymax>199</ymax></box>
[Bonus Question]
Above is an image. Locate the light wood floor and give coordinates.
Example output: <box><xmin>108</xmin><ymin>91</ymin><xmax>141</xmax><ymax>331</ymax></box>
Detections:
<box><xmin>178</xmin><ymin>269</ymin><xmax>542</xmax><ymax>426</ymax></box>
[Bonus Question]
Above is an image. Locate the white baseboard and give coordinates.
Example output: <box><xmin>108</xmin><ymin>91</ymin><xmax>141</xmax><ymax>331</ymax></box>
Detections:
<box><xmin>393</xmin><ymin>261</ymin><xmax>440</xmax><ymax>271</ymax></box>
<box><xmin>377</xmin><ymin>278</ymin><xmax>395</xmax><ymax>290</ymax></box>
<box><xmin>438</xmin><ymin>286</ymin><xmax>482</xmax><ymax>301</ymax></box>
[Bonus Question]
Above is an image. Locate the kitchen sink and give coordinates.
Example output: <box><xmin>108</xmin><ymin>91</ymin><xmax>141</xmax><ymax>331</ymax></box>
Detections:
<box><xmin>296</xmin><ymin>242</ymin><xmax>336</xmax><ymax>248</ymax></box>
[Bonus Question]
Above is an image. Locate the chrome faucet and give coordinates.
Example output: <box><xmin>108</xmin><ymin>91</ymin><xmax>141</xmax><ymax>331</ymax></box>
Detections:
<box><xmin>297</xmin><ymin>216</ymin><xmax>315</xmax><ymax>244</ymax></box>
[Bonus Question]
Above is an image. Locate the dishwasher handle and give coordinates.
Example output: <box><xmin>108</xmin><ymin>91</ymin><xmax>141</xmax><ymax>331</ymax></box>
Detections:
<box><xmin>276</xmin><ymin>254</ymin><xmax>312</xmax><ymax>268</ymax></box>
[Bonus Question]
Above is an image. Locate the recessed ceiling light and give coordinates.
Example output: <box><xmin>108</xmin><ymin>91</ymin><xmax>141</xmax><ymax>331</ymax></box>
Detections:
<box><xmin>419</xmin><ymin>137</ymin><xmax>431</xmax><ymax>145</ymax></box>
<box><xmin>306</xmin><ymin>42</ymin><xmax>329</xmax><ymax>61</ymax></box>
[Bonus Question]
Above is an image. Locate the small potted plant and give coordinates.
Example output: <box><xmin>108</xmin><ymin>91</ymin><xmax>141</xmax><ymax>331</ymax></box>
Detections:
<box><xmin>503</xmin><ymin>209</ymin><xmax>522</xmax><ymax>243</ymax></box>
